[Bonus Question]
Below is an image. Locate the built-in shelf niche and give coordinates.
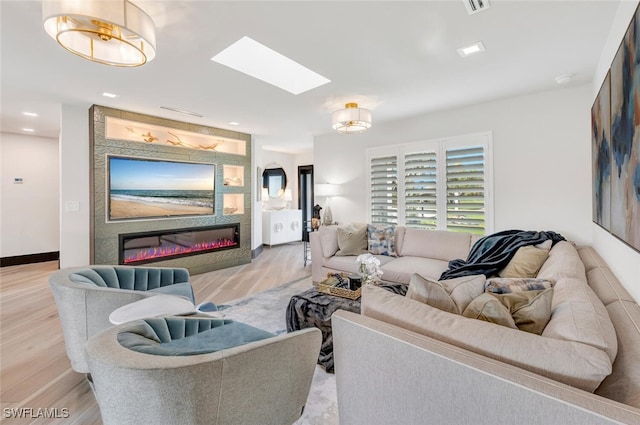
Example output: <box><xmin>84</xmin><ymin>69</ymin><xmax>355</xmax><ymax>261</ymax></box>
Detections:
<box><xmin>105</xmin><ymin>117</ymin><xmax>246</xmax><ymax>156</ymax></box>
<box><xmin>223</xmin><ymin>193</ymin><xmax>244</xmax><ymax>215</ymax></box>
<box><xmin>223</xmin><ymin>165</ymin><xmax>244</xmax><ymax>187</ymax></box>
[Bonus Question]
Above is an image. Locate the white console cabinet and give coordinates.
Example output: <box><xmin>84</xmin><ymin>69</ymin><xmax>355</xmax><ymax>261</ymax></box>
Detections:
<box><xmin>262</xmin><ymin>209</ymin><xmax>302</xmax><ymax>246</ymax></box>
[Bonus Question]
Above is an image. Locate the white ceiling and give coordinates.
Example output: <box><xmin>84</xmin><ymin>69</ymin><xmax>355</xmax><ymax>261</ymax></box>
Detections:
<box><xmin>0</xmin><ymin>1</ymin><xmax>620</xmax><ymax>154</ymax></box>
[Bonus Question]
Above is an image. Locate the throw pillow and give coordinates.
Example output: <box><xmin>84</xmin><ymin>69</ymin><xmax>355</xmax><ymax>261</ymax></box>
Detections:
<box><xmin>463</xmin><ymin>288</ymin><xmax>554</xmax><ymax>335</ymax></box>
<box><xmin>484</xmin><ymin>277</ymin><xmax>553</xmax><ymax>294</ymax></box>
<box><xmin>461</xmin><ymin>293</ymin><xmax>518</xmax><ymax>329</ymax></box>
<box><xmin>498</xmin><ymin>245</ymin><xmax>550</xmax><ymax>278</ymax></box>
<box><xmin>367</xmin><ymin>224</ymin><xmax>397</xmax><ymax>256</ymax></box>
<box><xmin>406</xmin><ymin>273</ymin><xmax>486</xmax><ymax>314</ymax></box>
<box><xmin>335</xmin><ymin>223</ymin><xmax>368</xmax><ymax>256</ymax></box>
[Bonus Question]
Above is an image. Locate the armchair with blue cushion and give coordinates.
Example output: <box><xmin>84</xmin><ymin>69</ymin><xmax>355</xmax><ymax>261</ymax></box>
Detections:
<box><xmin>86</xmin><ymin>316</ymin><xmax>322</xmax><ymax>425</ymax></box>
<box><xmin>49</xmin><ymin>265</ymin><xmax>194</xmax><ymax>373</ymax></box>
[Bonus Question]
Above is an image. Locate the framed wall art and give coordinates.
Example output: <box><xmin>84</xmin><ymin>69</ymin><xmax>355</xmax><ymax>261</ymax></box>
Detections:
<box><xmin>595</xmin><ymin>3</ymin><xmax>640</xmax><ymax>253</ymax></box>
<box><xmin>591</xmin><ymin>72</ymin><xmax>611</xmax><ymax>231</ymax></box>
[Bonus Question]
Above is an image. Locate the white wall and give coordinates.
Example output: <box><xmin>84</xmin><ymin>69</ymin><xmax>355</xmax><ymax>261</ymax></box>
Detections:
<box><xmin>262</xmin><ymin>149</ymin><xmax>298</xmax><ymax>210</ymax></box>
<box><xmin>0</xmin><ymin>132</ymin><xmax>59</xmax><ymax>257</ymax></box>
<box><xmin>252</xmin><ymin>136</ymin><xmax>263</xmax><ymax>250</ymax></box>
<box><xmin>251</xmin><ymin>145</ymin><xmax>313</xmax><ymax>250</ymax></box>
<box><xmin>591</xmin><ymin>0</ymin><xmax>640</xmax><ymax>301</ymax></box>
<box><xmin>59</xmin><ymin>105</ymin><xmax>90</xmax><ymax>268</ymax></box>
<box><xmin>315</xmin><ymin>84</ymin><xmax>592</xmax><ymax>245</ymax></box>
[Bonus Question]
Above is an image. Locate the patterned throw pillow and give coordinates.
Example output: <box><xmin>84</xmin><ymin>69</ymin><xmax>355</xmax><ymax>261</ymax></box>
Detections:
<box><xmin>485</xmin><ymin>278</ymin><xmax>553</xmax><ymax>294</ymax></box>
<box><xmin>367</xmin><ymin>224</ymin><xmax>397</xmax><ymax>256</ymax></box>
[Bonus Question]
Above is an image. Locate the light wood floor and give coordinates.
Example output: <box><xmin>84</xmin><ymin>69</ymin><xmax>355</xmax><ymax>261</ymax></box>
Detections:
<box><xmin>0</xmin><ymin>242</ymin><xmax>309</xmax><ymax>424</ymax></box>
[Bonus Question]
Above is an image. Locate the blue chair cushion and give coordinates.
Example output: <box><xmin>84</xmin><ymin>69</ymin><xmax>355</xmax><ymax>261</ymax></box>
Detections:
<box><xmin>117</xmin><ymin>317</ymin><xmax>275</xmax><ymax>356</ymax></box>
<box><xmin>69</xmin><ymin>267</ymin><xmax>194</xmax><ymax>302</ymax></box>
<box><xmin>148</xmin><ymin>282</ymin><xmax>195</xmax><ymax>302</ymax></box>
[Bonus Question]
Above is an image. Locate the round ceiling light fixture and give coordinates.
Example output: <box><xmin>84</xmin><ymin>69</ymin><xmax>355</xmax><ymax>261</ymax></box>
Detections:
<box><xmin>554</xmin><ymin>74</ymin><xmax>574</xmax><ymax>85</ymax></box>
<box><xmin>331</xmin><ymin>102</ymin><xmax>372</xmax><ymax>134</ymax></box>
<box><xmin>43</xmin><ymin>0</ymin><xmax>156</xmax><ymax>67</ymax></box>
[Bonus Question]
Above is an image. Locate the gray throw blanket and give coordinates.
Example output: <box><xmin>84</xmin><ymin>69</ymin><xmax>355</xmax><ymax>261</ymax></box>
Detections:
<box><xmin>439</xmin><ymin>230</ymin><xmax>565</xmax><ymax>280</ymax></box>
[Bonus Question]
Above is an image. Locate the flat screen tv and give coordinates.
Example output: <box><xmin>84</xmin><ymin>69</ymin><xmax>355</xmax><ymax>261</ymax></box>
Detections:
<box><xmin>107</xmin><ymin>155</ymin><xmax>215</xmax><ymax>221</ymax></box>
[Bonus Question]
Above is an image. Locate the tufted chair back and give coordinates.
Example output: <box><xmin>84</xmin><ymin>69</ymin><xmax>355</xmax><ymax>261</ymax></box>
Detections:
<box><xmin>49</xmin><ymin>265</ymin><xmax>193</xmax><ymax>373</ymax></box>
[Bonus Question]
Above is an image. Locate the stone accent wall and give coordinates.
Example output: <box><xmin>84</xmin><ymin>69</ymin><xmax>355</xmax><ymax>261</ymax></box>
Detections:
<box><xmin>90</xmin><ymin>105</ymin><xmax>252</xmax><ymax>274</ymax></box>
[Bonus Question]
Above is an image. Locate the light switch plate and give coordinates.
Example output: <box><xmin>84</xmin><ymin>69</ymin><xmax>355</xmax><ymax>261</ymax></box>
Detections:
<box><xmin>65</xmin><ymin>201</ymin><xmax>80</xmax><ymax>212</ymax></box>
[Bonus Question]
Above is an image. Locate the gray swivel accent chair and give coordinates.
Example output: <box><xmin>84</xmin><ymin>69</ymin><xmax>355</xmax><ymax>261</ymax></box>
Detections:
<box><xmin>86</xmin><ymin>316</ymin><xmax>322</xmax><ymax>425</ymax></box>
<box><xmin>49</xmin><ymin>265</ymin><xmax>193</xmax><ymax>373</ymax></box>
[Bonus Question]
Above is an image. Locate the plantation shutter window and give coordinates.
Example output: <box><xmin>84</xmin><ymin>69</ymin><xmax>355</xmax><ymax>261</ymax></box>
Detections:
<box><xmin>404</xmin><ymin>151</ymin><xmax>437</xmax><ymax>229</ymax></box>
<box><xmin>367</xmin><ymin>132</ymin><xmax>492</xmax><ymax>235</ymax></box>
<box><xmin>370</xmin><ymin>155</ymin><xmax>398</xmax><ymax>225</ymax></box>
<box><xmin>446</xmin><ymin>146</ymin><xmax>486</xmax><ymax>234</ymax></box>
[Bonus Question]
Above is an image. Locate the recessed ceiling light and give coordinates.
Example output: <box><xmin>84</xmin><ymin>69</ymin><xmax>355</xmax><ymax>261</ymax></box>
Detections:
<box><xmin>555</xmin><ymin>74</ymin><xmax>574</xmax><ymax>85</ymax></box>
<box><xmin>457</xmin><ymin>41</ymin><xmax>486</xmax><ymax>57</ymax></box>
<box><xmin>159</xmin><ymin>106</ymin><xmax>204</xmax><ymax>118</ymax></box>
<box><xmin>228</xmin><ymin>121</ymin><xmax>240</xmax><ymax>126</ymax></box>
<box><xmin>102</xmin><ymin>92</ymin><xmax>119</xmax><ymax>98</ymax></box>
<box><xmin>23</xmin><ymin>128</ymin><xmax>35</xmax><ymax>132</ymax></box>
<box><xmin>23</xmin><ymin>112</ymin><xmax>39</xmax><ymax>117</ymax></box>
<box><xmin>211</xmin><ymin>36</ymin><xmax>331</xmax><ymax>95</ymax></box>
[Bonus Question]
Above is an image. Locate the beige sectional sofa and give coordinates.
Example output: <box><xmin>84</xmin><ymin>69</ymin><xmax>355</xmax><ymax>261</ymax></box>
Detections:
<box><xmin>310</xmin><ymin>225</ymin><xmax>478</xmax><ymax>284</ymax></box>
<box><xmin>332</xmin><ymin>241</ymin><xmax>640</xmax><ymax>424</ymax></box>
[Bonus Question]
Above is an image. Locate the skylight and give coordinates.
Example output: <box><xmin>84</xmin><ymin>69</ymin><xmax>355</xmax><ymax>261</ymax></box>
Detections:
<box><xmin>211</xmin><ymin>36</ymin><xmax>330</xmax><ymax>95</ymax></box>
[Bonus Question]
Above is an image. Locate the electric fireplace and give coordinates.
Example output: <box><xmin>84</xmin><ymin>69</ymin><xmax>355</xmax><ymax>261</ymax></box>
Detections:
<box><xmin>119</xmin><ymin>224</ymin><xmax>239</xmax><ymax>265</ymax></box>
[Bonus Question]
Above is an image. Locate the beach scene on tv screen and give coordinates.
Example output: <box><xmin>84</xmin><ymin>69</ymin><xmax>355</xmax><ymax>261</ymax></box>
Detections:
<box><xmin>109</xmin><ymin>156</ymin><xmax>215</xmax><ymax>220</ymax></box>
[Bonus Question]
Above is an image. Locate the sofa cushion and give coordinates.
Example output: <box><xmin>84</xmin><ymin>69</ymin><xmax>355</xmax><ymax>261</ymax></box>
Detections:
<box><xmin>394</xmin><ymin>226</ymin><xmax>407</xmax><ymax>255</ymax></box>
<box><xmin>595</xmin><ymin>300</ymin><xmax>640</xmax><ymax>408</ymax></box>
<box><xmin>498</xmin><ymin>245</ymin><xmax>549</xmax><ymax>278</ymax></box>
<box><xmin>324</xmin><ymin>254</ymin><xmax>395</xmax><ymax>276</ymax></box>
<box><xmin>367</xmin><ymin>224</ymin><xmax>397</xmax><ymax>256</ymax></box>
<box><xmin>577</xmin><ymin>246</ymin><xmax>609</xmax><ymax>271</ymax></box>
<box><xmin>484</xmin><ymin>277</ymin><xmax>553</xmax><ymax>294</ymax></box>
<box><xmin>397</xmin><ymin>229</ymin><xmax>471</xmax><ymax>261</ymax></box>
<box><xmin>464</xmin><ymin>289</ymin><xmax>554</xmax><ymax>335</ymax></box>
<box><xmin>586</xmin><ymin>267</ymin><xmax>636</xmax><ymax>306</ymax></box>
<box><xmin>361</xmin><ymin>284</ymin><xmax>613</xmax><ymax>392</ymax></box>
<box><xmin>536</xmin><ymin>241</ymin><xmax>586</xmax><ymax>283</ymax></box>
<box><xmin>318</xmin><ymin>225</ymin><xmax>339</xmax><ymax>258</ymax></box>
<box><xmin>542</xmin><ymin>277</ymin><xmax>618</xmax><ymax>363</ymax></box>
<box><xmin>406</xmin><ymin>273</ymin><xmax>485</xmax><ymax>314</ymax></box>
<box><xmin>336</xmin><ymin>223</ymin><xmax>368</xmax><ymax>256</ymax></box>
<box><xmin>380</xmin><ymin>257</ymin><xmax>450</xmax><ymax>285</ymax></box>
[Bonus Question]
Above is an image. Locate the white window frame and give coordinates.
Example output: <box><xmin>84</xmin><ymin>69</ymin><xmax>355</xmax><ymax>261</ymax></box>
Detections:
<box><xmin>366</xmin><ymin>131</ymin><xmax>494</xmax><ymax>234</ymax></box>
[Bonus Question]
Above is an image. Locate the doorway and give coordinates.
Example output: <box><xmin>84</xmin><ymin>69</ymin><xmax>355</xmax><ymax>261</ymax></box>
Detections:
<box><xmin>298</xmin><ymin>165</ymin><xmax>313</xmax><ymax>242</ymax></box>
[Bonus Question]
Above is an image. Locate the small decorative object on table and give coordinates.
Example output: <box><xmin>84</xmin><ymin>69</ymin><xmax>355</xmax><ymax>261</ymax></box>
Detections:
<box><xmin>318</xmin><ymin>272</ymin><xmax>361</xmax><ymax>300</ymax></box>
<box><xmin>356</xmin><ymin>253</ymin><xmax>383</xmax><ymax>285</ymax></box>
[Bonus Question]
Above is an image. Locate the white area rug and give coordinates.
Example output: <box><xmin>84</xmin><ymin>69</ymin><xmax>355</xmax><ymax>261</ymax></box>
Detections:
<box><xmin>218</xmin><ymin>276</ymin><xmax>339</xmax><ymax>425</ymax></box>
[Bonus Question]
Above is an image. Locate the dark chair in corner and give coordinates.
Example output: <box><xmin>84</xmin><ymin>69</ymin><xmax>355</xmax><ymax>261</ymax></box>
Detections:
<box><xmin>86</xmin><ymin>316</ymin><xmax>322</xmax><ymax>425</ymax></box>
<box><xmin>49</xmin><ymin>265</ymin><xmax>194</xmax><ymax>373</ymax></box>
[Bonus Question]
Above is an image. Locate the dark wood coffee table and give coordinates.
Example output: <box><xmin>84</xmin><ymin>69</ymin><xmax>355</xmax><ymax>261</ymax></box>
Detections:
<box><xmin>286</xmin><ymin>283</ymin><xmax>407</xmax><ymax>373</ymax></box>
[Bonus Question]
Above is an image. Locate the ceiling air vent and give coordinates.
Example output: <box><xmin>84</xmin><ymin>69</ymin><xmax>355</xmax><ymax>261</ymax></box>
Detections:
<box><xmin>464</xmin><ymin>0</ymin><xmax>491</xmax><ymax>15</ymax></box>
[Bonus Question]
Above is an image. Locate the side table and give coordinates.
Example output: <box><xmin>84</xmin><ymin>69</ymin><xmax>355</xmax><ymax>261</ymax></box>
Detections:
<box><xmin>286</xmin><ymin>287</ymin><xmax>360</xmax><ymax>373</ymax></box>
<box><xmin>303</xmin><ymin>220</ymin><xmax>313</xmax><ymax>266</ymax></box>
<box><xmin>109</xmin><ymin>295</ymin><xmax>222</xmax><ymax>325</ymax></box>
<box><xmin>286</xmin><ymin>283</ymin><xmax>408</xmax><ymax>373</ymax></box>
